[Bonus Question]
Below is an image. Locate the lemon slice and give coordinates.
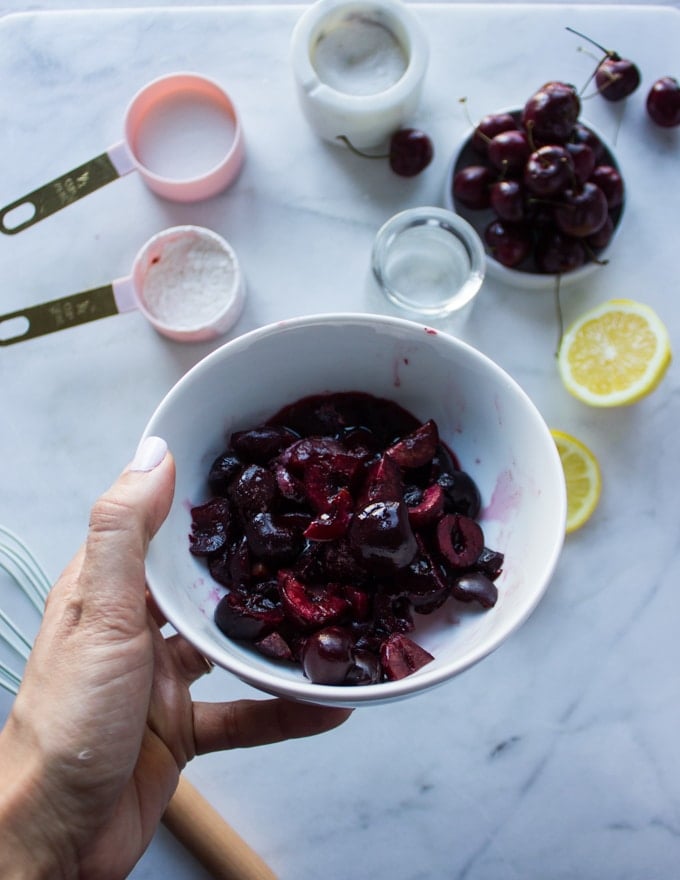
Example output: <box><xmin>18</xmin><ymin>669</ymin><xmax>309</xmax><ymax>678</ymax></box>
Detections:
<box><xmin>551</xmin><ymin>429</ymin><xmax>601</xmax><ymax>533</ymax></box>
<box><xmin>557</xmin><ymin>299</ymin><xmax>672</xmax><ymax>406</ymax></box>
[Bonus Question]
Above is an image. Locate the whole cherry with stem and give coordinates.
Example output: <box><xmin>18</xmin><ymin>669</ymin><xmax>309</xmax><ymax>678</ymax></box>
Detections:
<box><xmin>566</xmin><ymin>26</ymin><xmax>640</xmax><ymax>101</ymax></box>
<box><xmin>337</xmin><ymin>128</ymin><xmax>434</xmax><ymax>177</ymax></box>
<box><xmin>471</xmin><ymin>110</ymin><xmax>518</xmax><ymax>156</ymax></box>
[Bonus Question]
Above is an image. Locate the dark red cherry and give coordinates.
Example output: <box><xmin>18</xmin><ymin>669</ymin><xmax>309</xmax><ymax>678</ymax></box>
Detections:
<box><xmin>274</xmin><ymin>464</ymin><xmax>306</xmax><ymax>504</ymax></box>
<box><xmin>646</xmin><ymin>77</ymin><xmax>680</xmax><ymax>128</ymax></box>
<box><xmin>437</xmin><ymin>514</ymin><xmax>484</xmax><ymax>568</ymax></box>
<box><xmin>229</xmin><ymin>464</ymin><xmax>277</xmax><ymax>514</ymax></box>
<box><xmin>475</xmin><ymin>547</ymin><xmax>505</xmax><ymax>581</ymax></box>
<box><xmin>589</xmin><ymin>165</ymin><xmax>624</xmax><ymax>210</ymax></box>
<box><xmin>405</xmin><ymin>483</ymin><xmax>445</xmax><ymax>529</ymax></box>
<box><xmin>389</xmin><ymin>128</ymin><xmax>434</xmax><ymax>177</ymax></box>
<box><xmin>472</xmin><ymin>112</ymin><xmax>518</xmax><ymax>156</ymax></box>
<box><xmin>452</xmin><ymin>165</ymin><xmax>494</xmax><ymax>209</ymax></box>
<box><xmin>209</xmin><ymin>535</ymin><xmax>251</xmax><ymax>590</ymax></box>
<box><xmin>534</xmin><ymin>229</ymin><xmax>586</xmax><ymax>274</ymax></box>
<box><xmin>487</xmin><ymin>129</ymin><xmax>531</xmax><ymax>175</ymax></box>
<box><xmin>349</xmin><ymin>500</ymin><xmax>417</xmax><ymax>572</ymax></box>
<box><xmin>338</xmin><ymin>130</ymin><xmax>433</xmax><ymax>177</ymax></box>
<box><xmin>565</xmin><ymin>142</ymin><xmax>596</xmax><ymax>185</ymax></box>
<box><xmin>524</xmin><ymin>145</ymin><xmax>574</xmax><ymax>197</ymax></box>
<box><xmin>358</xmin><ymin>454</ymin><xmax>403</xmax><ymax>506</ymax></box>
<box><xmin>215</xmin><ymin>586</ymin><xmax>285</xmax><ymax>641</ymax></box>
<box><xmin>303</xmin><ymin>487</ymin><xmax>353</xmax><ymax>541</ymax></box>
<box><xmin>380</xmin><ymin>633</ymin><xmax>434</xmax><ymax>680</ymax></box>
<box><xmin>373</xmin><ymin>593</ymin><xmax>414</xmax><ymax>635</ymax></box>
<box><xmin>244</xmin><ymin>511</ymin><xmax>303</xmax><ymax>562</ymax></box>
<box><xmin>521</xmin><ymin>81</ymin><xmax>580</xmax><ymax>143</ymax></box>
<box><xmin>484</xmin><ymin>219</ymin><xmax>532</xmax><ymax>268</ymax></box>
<box><xmin>231</xmin><ymin>425</ymin><xmax>298</xmax><ymax>464</ymax></box>
<box><xmin>398</xmin><ymin>542</ymin><xmax>449</xmax><ymax>612</ymax></box>
<box><xmin>302</xmin><ymin>626</ymin><xmax>355</xmax><ymax>685</ymax></box>
<box><xmin>595</xmin><ymin>56</ymin><xmax>641</xmax><ymax>101</ymax></box>
<box><xmin>490</xmin><ymin>179</ymin><xmax>526</xmax><ymax>223</ymax></box>
<box><xmin>565</xmin><ymin>28</ymin><xmax>640</xmax><ymax>102</ymax></box>
<box><xmin>341</xmin><ymin>585</ymin><xmax>371</xmax><ymax>622</ymax></box>
<box><xmin>437</xmin><ymin>470</ymin><xmax>482</xmax><ymax>518</ymax></box>
<box><xmin>570</xmin><ymin>122</ymin><xmax>605</xmax><ymax>162</ymax></box>
<box><xmin>554</xmin><ymin>182</ymin><xmax>608</xmax><ymax>238</ymax></box>
<box><xmin>385</xmin><ymin>419</ymin><xmax>439</xmax><ymax>469</ymax></box>
<box><xmin>587</xmin><ymin>214</ymin><xmax>615</xmax><ymax>251</ymax></box>
<box><xmin>189</xmin><ymin>498</ymin><xmax>231</xmax><ymax>556</ymax></box>
<box><xmin>208</xmin><ymin>452</ymin><xmax>243</xmax><ymax>496</ymax></box>
<box><xmin>345</xmin><ymin>650</ymin><xmax>382</xmax><ymax>685</ymax></box>
<box><xmin>450</xmin><ymin>572</ymin><xmax>499</xmax><ymax>609</ymax></box>
<box><xmin>254</xmin><ymin>631</ymin><xmax>294</xmax><ymax>662</ymax></box>
<box><xmin>278</xmin><ymin>571</ymin><xmax>349</xmax><ymax>631</ymax></box>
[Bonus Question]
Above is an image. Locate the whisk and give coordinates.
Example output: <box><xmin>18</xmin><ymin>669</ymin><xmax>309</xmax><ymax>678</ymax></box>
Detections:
<box><xmin>0</xmin><ymin>526</ymin><xmax>277</xmax><ymax>880</ymax></box>
<box><xmin>0</xmin><ymin>525</ymin><xmax>49</xmax><ymax>695</ymax></box>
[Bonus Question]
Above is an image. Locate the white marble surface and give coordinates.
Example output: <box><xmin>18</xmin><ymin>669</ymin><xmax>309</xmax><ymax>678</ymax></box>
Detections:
<box><xmin>1</xmin><ymin>3</ymin><xmax>679</xmax><ymax>879</ymax></box>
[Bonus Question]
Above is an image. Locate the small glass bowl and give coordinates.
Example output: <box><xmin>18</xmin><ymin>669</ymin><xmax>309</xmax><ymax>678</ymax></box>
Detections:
<box><xmin>371</xmin><ymin>207</ymin><xmax>486</xmax><ymax>319</ymax></box>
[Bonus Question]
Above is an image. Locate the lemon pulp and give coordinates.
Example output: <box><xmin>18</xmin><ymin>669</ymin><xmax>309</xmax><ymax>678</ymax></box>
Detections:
<box><xmin>558</xmin><ymin>299</ymin><xmax>671</xmax><ymax>406</ymax></box>
<box><xmin>551</xmin><ymin>429</ymin><xmax>601</xmax><ymax>533</ymax></box>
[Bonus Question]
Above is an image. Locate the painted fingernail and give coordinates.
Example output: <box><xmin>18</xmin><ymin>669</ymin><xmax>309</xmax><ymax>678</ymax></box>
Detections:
<box><xmin>130</xmin><ymin>436</ymin><xmax>168</xmax><ymax>472</ymax></box>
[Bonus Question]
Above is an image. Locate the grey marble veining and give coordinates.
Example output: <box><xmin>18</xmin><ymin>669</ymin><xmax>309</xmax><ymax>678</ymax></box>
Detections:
<box><xmin>1</xmin><ymin>4</ymin><xmax>679</xmax><ymax>879</ymax></box>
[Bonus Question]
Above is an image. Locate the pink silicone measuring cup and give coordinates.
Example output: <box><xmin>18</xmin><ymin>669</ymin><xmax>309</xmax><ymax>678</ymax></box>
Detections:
<box><xmin>0</xmin><ymin>73</ymin><xmax>245</xmax><ymax>234</ymax></box>
<box><xmin>0</xmin><ymin>226</ymin><xmax>245</xmax><ymax>345</ymax></box>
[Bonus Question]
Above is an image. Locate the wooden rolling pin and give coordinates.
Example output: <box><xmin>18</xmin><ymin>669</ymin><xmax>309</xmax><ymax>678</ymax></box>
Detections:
<box><xmin>163</xmin><ymin>775</ymin><xmax>278</xmax><ymax>880</ymax></box>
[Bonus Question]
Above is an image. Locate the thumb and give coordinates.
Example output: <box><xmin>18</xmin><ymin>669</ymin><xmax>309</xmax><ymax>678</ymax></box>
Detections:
<box><xmin>121</xmin><ymin>435</ymin><xmax>176</xmax><ymax>538</ymax></box>
<box><xmin>76</xmin><ymin>436</ymin><xmax>176</xmax><ymax>628</ymax></box>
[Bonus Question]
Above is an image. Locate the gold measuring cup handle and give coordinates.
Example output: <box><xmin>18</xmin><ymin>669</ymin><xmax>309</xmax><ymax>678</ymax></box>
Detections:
<box><xmin>0</xmin><ymin>153</ymin><xmax>123</xmax><ymax>235</ymax></box>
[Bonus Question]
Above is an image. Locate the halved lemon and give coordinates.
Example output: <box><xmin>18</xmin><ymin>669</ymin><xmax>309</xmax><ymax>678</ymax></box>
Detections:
<box><xmin>551</xmin><ymin>429</ymin><xmax>601</xmax><ymax>533</ymax></box>
<box><xmin>557</xmin><ymin>299</ymin><xmax>672</xmax><ymax>406</ymax></box>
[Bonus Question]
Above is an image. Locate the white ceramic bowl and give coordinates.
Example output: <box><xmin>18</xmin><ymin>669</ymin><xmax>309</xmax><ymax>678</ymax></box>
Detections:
<box><xmin>443</xmin><ymin>113</ymin><xmax>624</xmax><ymax>290</ymax></box>
<box><xmin>142</xmin><ymin>313</ymin><xmax>566</xmax><ymax>707</ymax></box>
<box><xmin>290</xmin><ymin>0</ymin><xmax>429</xmax><ymax>149</ymax></box>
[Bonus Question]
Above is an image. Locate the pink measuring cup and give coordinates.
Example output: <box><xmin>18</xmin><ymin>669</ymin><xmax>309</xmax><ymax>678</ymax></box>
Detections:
<box><xmin>0</xmin><ymin>225</ymin><xmax>245</xmax><ymax>345</ymax></box>
<box><xmin>0</xmin><ymin>72</ymin><xmax>245</xmax><ymax>234</ymax></box>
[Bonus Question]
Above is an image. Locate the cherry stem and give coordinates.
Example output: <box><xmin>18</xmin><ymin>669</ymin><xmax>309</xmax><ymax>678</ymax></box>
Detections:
<box><xmin>459</xmin><ymin>96</ymin><xmax>479</xmax><ymax>132</ymax></box>
<box><xmin>566</xmin><ymin>26</ymin><xmax>619</xmax><ymax>98</ymax></box>
<box><xmin>580</xmin><ymin>87</ymin><xmax>609</xmax><ymax>102</ymax></box>
<box><xmin>565</xmin><ymin>26</ymin><xmax>613</xmax><ymax>59</ymax></box>
<box><xmin>336</xmin><ymin>135</ymin><xmax>387</xmax><ymax>160</ymax></box>
<box><xmin>576</xmin><ymin>45</ymin><xmax>603</xmax><ymax>65</ymax></box>
<box><xmin>554</xmin><ymin>275</ymin><xmax>564</xmax><ymax>358</ymax></box>
<box><xmin>574</xmin><ymin>48</ymin><xmax>605</xmax><ymax>99</ymax></box>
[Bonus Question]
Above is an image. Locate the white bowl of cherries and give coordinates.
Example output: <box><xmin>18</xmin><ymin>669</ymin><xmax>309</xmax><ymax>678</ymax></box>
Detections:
<box><xmin>142</xmin><ymin>313</ymin><xmax>566</xmax><ymax>707</ymax></box>
<box><xmin>444</xmin><ymin>81</ymin><xmax>625</xmax><ymax>289</ymax></box>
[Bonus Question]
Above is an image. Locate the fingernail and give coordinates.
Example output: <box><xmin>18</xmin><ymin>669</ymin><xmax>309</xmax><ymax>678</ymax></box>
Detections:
<box><xmin>130</xmin><ymin>436</ymin><xmax>168</xmax><ymax>472</ymax></box>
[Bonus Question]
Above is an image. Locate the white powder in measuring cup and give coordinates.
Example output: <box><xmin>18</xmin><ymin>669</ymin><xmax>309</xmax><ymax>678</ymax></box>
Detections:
<box><xmin>141</xmin><ymin>234</ymin><xmax>237</xmax><ymax>331</ymax></box>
